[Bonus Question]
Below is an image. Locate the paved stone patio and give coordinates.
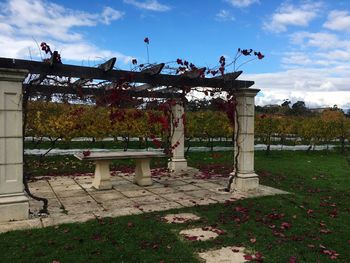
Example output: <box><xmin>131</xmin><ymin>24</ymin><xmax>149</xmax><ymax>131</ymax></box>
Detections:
<box><xmin>0</xmin><ymin>168</ymin><xmax>287</xmax><ymax>233</ymax></box>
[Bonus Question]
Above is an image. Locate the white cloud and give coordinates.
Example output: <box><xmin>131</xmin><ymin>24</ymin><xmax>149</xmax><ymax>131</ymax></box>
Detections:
<box><xmin>216</xmin><ymin>10</ymin><xmax>235</xmax><ymax>21</ymax></box>
<box><xmin>324</xmin><ymin>10</ymin><xmax>350</xmax><ymax>32</ymax></box>
<box><xmin>225</xmin><ymin>0</ymin><xmax>259</xmax><ymax>8</ymax></box>
<box><xmin>263</xmin><ymin>2</ymin><xmax>322</xmax><ymax>33</ymax></box>
<box><xmin>290</xmin><ymin>31</ymin><xmax>343</xmax><ymax>49</ymax></box>
<box><xmin>0</xmin><ymin>0</ymin><xmax>130</xmax><ymax>63</ymax></box>
<box><xmin>287</xmin><ymin>31</ymin><xmax>350</xmax><ymax>67</ymax></box>
<box><xmin>123</xmin><ymin>0</ymin><xmax>170</xmax><ymax>12</ymax></box>
<box><xmin>0</xmin><ymin>0</ymin><xmax>124</xmax><ymax>41</ymax></box>
<box><xmin>281</xmin><ymin>52</ymin><xmax>313</xmax><ymax>66</ymax></box>
<box><xmin>246</xmin><ymin>67</ymin><xmax>350</xmax><ymax>109</ymax></box>
<box><xmin>101</xmin><ymin>7</ymin><xmax>125</xmax><ymax>25</ymax></box>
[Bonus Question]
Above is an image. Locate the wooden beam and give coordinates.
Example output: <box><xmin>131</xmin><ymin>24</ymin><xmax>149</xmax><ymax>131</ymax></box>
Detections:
<box><xmin>214</xmin><ymin>71</ymin><xmax>242</xmax><ymax>80</ymax></box>
<box><xmin>133</xmin><ymin>84</ymin><xmax>153</xmax><ymax>92</ymax></box>
<box><xmin>141</xmin><ymin>63</ymin><xmax>164</xmax><ymax>75</ymax></box>
<box><xmin>0</xmin><ymin>57</ymin><xmax>254</xmax><ymax>89</ymax></box>
<box><xmin>23</xmin><ymin>84</ymin><xmax>182</xmax><ymax>98</ymax></box>
<box><xmin>98</xmin><ymin>58</ymin><xmax>116</xmax><ymax>72</ymax></box>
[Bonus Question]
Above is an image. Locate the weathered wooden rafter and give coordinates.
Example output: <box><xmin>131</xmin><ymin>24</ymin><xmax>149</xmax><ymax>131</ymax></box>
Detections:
<box><xmin>0</xmin><ymin>57</ymin><xmax>254</xmax><ymax>90</ymax></box>
<box><xmin>23</xmin><ymin>84</ymin><xmax>182</xmax><ymax>98</ymax></box>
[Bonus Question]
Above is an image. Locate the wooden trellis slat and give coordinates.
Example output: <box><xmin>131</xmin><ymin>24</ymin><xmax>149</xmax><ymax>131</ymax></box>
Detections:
<box><xmin>23</xmin><ymin>84</ymin><xmax>183</xmax><ymax>98</ymax></box>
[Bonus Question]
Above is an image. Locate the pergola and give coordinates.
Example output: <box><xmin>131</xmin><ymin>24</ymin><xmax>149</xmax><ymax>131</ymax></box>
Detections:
<box><xmin>0</xmin><ymin>56</ymin><xmax>260</xmax><ymax>222</ymax></box>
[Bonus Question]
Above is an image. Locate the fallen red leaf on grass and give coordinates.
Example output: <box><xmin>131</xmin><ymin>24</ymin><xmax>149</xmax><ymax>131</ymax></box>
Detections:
<box><xmin>250</xmin><ymin>238</ymin><xmax>257</xmax><ymax>244</ymax></box>
<box><xmin>184</xmin><ymin>235</ymin><xmax>198</xmax><ymax>241</ymax></box>
<box><xmin>288</xmin><ymin>256</ymin><xmax>297</xmax><ymax>263</ymax></box>
<box><xmin>281</xmin><ymin>222</ymin><xmax>292</xmax><ymax>230</ymax></box>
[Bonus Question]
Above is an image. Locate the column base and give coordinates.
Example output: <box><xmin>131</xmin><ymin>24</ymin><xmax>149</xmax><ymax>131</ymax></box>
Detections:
<box><xmin>231</xmin><ymin>172</ymin><xmax>259</xmax><ymax>191</ymax></box>
<box><xmin>92</xmin><ymin>180</ymin><xmax>113</xmax><ymax>190</ymax></box>
<box><xmin>168</xmin><ymin>159</ymin><xmax>187</xmax><ymax>173</ymax></box>
<box><xmin>134</xmin><ymin>177</ymin><xmax>153</xmax><ymax>186</ymax></box>
<box><xmin>0</xmin><ymin>193</ymin><xmax>29</xmax><ymax>222</ymax></box>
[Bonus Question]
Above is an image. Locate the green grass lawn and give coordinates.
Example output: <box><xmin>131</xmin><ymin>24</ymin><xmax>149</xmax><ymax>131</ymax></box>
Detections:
<box><xmin>2</xmin><ymin>151</ymin><xmax>350</xmax><ymax>262</ymax></box>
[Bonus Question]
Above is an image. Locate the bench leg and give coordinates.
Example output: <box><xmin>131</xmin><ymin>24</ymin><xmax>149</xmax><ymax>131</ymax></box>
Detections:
<box><xmin>92</xmin><ymin>161</ymin><xmax>112</xmax><ymax>190</ymax></box>
<box><xmin>134</xmin><ymin>158</ymin><xmax>153</xmax><ymax>186</ymax></box>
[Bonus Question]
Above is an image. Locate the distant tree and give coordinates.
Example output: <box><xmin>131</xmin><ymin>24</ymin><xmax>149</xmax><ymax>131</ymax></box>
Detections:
<box><xmin>291</xmin><ymin>101</ymin><xmax>310</xmax><ymax>116</ymax></box>
<box><xmin>281</xmin><ymin>99</ymin><xmax>291</xmax><ymax>108</ymax></box>
<box><xmin>255</xmin><ymin>105</ymin><xmax>264</xmax><ymax>113</ymax></box>
<box><xmin>280</xmin><ymin>99</ymin><xmax>291</xmax><ymax>115</ymax></box>
<box><xmin>346</xmin><ymin>109</ymin><xmax>350</xmax><ymax>117</ymax></box>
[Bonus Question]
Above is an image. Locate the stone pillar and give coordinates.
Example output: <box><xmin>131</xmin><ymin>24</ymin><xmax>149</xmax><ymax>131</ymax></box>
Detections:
<box><xmin>0</xmin><ymin>68</ymin><xmax>29</xmax><ymax>222</ymax></box>
<box><xmin>168</xmin><ymin>102</ymin><xmax>187</xmax><ymax>173</ymax></box>
<box><xmin>232</xmin><ymin>88</ymin><xmax>260</xmax><ymax>191</ymax></box>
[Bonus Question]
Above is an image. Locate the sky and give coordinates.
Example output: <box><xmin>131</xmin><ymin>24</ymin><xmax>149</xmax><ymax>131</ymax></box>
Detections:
<box><xmin>1</xmin><ymin>0</ymin><xmax>350</xmax><ymax>109</ymax></box>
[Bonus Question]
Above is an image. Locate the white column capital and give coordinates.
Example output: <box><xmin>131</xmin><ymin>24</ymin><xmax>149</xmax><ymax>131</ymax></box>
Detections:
<box><xmin>0</xmin><ymin>68</ymin><xmax>28</xmax><ymax>82</ymax></box>
<box><xmin>233</xmin><ymin>88</ymin><xmax>260</xmax><ymax>97</ymax></box>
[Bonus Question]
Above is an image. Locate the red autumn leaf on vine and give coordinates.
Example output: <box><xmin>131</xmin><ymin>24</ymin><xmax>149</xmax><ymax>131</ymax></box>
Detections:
<box><xmin>176</xmin><ymin>58</ymin><xmax>183</xmax><ymax>65</ymax></box>
<box><xmin>219</xmin><ymin>66</ymin><xmax>225</xmax><ymax>75</ymax></box>
<box><xmin>257</xmin><ymin>52</ymin><xmax>264</xmax><ymax>59</ymax></box>
<box><xmin>241</xmin><ymin>49</ymin><xmax>253</xmax><ymax>56</ymax></box>
<box><xmin>210</xmin><ymin>70</ymin><xmax>218</xmax><ymax>76</ymax></box>
<box><xmin>152</xmin><ymin>139</ymin><xmax>162</xmax><ymax>148</ymax></box>
<box><xmin>144</xmin><ymin>37</ymin><xmax>149</xmax><ymax>44</ymax></box>
<box><xmin>219</xmin><ymin>55</ymin><xmax>225</xmax><ymax>64</ymax></box>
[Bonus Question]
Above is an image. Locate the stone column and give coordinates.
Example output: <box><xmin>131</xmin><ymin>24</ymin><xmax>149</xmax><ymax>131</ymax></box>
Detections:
<box><xmin>0</xmin><ymin>68</ymin><xmax>29</xmax><ymax>222</ymax></box>
<box><xmin>168</xmin><ymin>102</ymin><xmax>187</xmax><ymax>173</ymax></box>
<box><xmin>232</xmin><ymin>88</ymin><xmax>260</xmax><ymax>191</ymax></box>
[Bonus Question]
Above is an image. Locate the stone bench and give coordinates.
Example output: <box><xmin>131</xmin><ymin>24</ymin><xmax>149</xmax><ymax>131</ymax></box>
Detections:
<box><xmin>75</xmin><ymin>151</ymin><xmax>167</xmax><ymax>190</ymax></box>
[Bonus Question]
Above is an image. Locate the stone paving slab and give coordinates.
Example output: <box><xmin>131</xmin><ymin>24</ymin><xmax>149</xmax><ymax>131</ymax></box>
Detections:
<box><xmin>102</xmin><ymin>199</ymin><xmax>136</xmax><ymax>209</ymax></box>
<box><xmin>41</xmin><ymin>213</ymin><xmax>96</xmax><ymax>227</ymax></box>
<box><xmin>89</xmin><ymin>191</ymin><xmax>124</xmax><ymax>202</ymax></box>
<box><xmin>120</xmin><ymin>189</ymin><xmax>154</xmax><ymax>198</ymax></box>
<box><xmin>162</xmin><ymin>213</ymin><xmax>201</xmax><ymax>224</ymax></box>
<box><xmin>138</xmin><ymin>201</ymin><xmax>183</xmax><ymax>213</ymax></box>
<box><xmin>94</xmin><ymin>207</ymin><xmax>142</xmax><ymax>218</ymax></box>
<box><xmin>198</xmin><ymin>246</ymin><xmax>248</xmax><ymax>263</ymax></box>
<box><xmin>180</xmin><ymin>227</ymin><xmax>220</xmax><ymax>241</ymax></box>
<box><xmin>0</xmin><ymin>170</ymin><xmax>289</xmax><ymax>233</ymax></box>
<box><xmin>0</xmin><ymin>219</ymin><xmax>42</xmax><ymax>234</ymax></box>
